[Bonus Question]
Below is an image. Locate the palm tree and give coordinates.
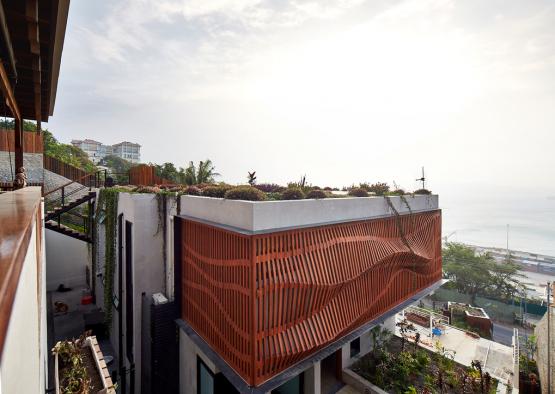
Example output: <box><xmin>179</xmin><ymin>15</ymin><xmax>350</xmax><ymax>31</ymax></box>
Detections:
<box><xmin>184</xmin><ymin>159</ymin><xmax>220</xmax><ymax>185</ymax></box>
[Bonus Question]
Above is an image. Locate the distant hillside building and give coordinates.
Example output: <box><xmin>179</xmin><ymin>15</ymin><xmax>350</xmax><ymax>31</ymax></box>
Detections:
<box><xmin>112</xmin><ymin>141</ymin><xmax>141</xmax><ymax>163</ymax></box>
<box><xmin>71</xmin><ymin>139</ymin><xmax>140</xmax><ymax>164</ymax></box>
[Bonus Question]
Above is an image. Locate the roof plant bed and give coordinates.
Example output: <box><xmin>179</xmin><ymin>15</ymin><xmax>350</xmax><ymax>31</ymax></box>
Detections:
<box><xmin>52</xmin><ymin>334</ymin><xmax>115</xmax><ymax>394</ymax></box>
<box><xmin>350</xmin><ymin>325</ymin><xmax>499</xmax><ymax>394</ymax></box>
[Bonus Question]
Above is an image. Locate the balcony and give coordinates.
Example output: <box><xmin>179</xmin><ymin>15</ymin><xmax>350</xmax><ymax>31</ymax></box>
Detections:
<box><xmin>176</xmin><ymin>194</ymin><xmax>442</xmax><ymax>387</ymax></box>
<box><xmin>0</xmin><ymin>187</ymin><xmax>47</xmax><ymax>394</ymax></box>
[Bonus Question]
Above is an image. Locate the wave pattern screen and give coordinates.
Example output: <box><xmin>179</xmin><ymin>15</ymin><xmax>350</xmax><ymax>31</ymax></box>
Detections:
<box><xmin>179</xmin><ymin>210</ymin><xmax>442</xmax><ymax>386</ymax></box>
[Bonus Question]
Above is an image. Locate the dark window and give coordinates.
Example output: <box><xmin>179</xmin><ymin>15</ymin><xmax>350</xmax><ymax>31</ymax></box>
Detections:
<box><xmin>272</xmin><ymin>373</ymin><xmax>304</xmax><ymax>394</ymax></box>
<box><xmin>197</xmin><ymin>357</ymin><xmax>214</xmax><ymax>394</ymax></box>
<box><xmin>125</xmin><ymin>220</ymin><xmax>134</xmax><ymax>362</ymax></box>
<box><xmin>350</xmin><ymin>337</ymin><xmax>361</xmax><ymax>357</ymax></box>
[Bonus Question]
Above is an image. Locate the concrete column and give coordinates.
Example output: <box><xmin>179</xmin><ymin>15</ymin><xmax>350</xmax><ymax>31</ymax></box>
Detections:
<box><xmin>303</xmin><ymin>361</ymin><xmax>321</xmax><ymax>394</ymax></box>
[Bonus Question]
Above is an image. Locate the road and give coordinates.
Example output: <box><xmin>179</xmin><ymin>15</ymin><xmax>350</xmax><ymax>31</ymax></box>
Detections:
<box><xmin>492</xmin><ymin>322</ymin><xmax>534</xmax><ymax>346</ymax></box>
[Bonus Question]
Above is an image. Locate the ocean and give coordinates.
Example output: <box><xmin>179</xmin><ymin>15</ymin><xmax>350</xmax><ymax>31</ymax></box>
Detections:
<box><xmin>440</xmin><ymin>192</ymin><xmax>555</xmax><ymax>257</ymax></box>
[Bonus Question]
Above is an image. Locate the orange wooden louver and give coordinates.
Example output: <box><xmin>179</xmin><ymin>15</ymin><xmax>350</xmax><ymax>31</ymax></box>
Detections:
<box><xmin>180</xmin><ymin>210</ymin><xmax>442</xmax><ymax>386</ymax></box>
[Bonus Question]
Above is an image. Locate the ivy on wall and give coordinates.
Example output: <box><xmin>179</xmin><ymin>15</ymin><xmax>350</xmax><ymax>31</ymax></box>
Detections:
<box><xmin>95</xmin><ymin>188</ymin><xmax>119</xmax><ymax>328</ymax></box>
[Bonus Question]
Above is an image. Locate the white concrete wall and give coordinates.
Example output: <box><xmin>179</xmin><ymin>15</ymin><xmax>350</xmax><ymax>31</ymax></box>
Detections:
<box><xmin>180</xmin><ymin>194</ymin><xmax>439</xmax><ymax>232</ymax></box>
<box><xmin>45</xmin><ymin>229</ymin><xmax>89</xmax><ymax>291</ymax></box>
<box><xmin>0</xmin><ymin>222</ymin><xmax>47</xmax><ymax>394</ymax></box>
<box><xmin>116</xmin><ymin>193</ymin><xmax>167</xmax><ymax>394</ymax></box>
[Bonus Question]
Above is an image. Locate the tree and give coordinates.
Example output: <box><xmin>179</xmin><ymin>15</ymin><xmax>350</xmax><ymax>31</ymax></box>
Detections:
<box><xmin>42</xmin><ymin>129</ymin><xmax>97</xmax><ymax>173</ymax></box>
<box><xmin>183</xmin><ymin>159</ymin><xmax>219</xmax><ymax>185</ymax></box>
<box><xmin>153</xmin><ymin>162</ymin><xmax>179</xmax><ymax>183</ymax></box>
<box><xmin>443</xmin><ymin>243</ymin><xmax>526</xmax><ymax>303</ymax></box>
<box><xmin>99</xmin><ymin>155</ymin><xmax>133</xmax><ymax>184</ymax></box>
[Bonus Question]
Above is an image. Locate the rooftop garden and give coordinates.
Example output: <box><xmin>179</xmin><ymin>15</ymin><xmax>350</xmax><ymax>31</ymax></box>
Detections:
<box><xmin>350</xmin><ymin>324</ymin><xmax>500</xmax><ymax>394</ymax></box>
<box><xmin>109</xmin><ymin>167</ymin><xmax>433</xmax><ymax>201</ymax></box>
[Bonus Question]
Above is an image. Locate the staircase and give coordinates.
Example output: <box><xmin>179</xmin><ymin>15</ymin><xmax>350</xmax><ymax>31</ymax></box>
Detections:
<box><xmin>43</xmin><ymin>166</ymin><xmax>106</xmax><ymax>243</ymax></box>
<box><xmin>45</xmin><ymin>190</ymin><xmax>96</xmax><ymax>243</ymax></box>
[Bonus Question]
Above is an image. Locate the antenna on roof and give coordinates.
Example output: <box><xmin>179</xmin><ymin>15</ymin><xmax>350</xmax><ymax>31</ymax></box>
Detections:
<box><xmin>416</xmin><ymin>167</ymin><xmax>426</xmax><ymax>190</ymax></box>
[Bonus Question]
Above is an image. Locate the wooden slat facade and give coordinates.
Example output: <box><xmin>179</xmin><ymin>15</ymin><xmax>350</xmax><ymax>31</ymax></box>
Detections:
<box><xmin>128</xmin><ymin>164</ymin><xmax>172</xmax><ymax>186</ymax></box>
<box><xmin>179</xmin><ymin>210</ymin><xmax>442</xmax><ymax>386</ymax></box>
<box><xmin>0</xmin><ymin>130</ymin><xmax>42</xmax><ymax>153</ymax></box>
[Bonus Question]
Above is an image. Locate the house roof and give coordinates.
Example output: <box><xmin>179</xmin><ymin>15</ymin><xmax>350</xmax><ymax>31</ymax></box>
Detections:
<box><xmin>0</xmin><ymin>0</ymin><xmax>70</xmax><ymax>121</ymax></box>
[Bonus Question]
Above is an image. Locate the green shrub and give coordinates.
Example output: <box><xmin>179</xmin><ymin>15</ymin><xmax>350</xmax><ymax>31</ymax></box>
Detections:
<box><xmin>202</xmin><ymin>184</ymin><xmax>233</xmax><ymax>198</ymax></box>
<box><xmin>281</xmin><ymin>187</ymin><xmax>305</xmax><ymax>200</ymax></box>
<box><xmin>224</xmin><ymin>186</ymin><xmax>267</xmax><ymax>201</ymax></box>
<box><xmin>306</xmin><ymin>189</ymin><xmax>327</xmax><ymax>199</ymax></box>
<box><xmin>390</xmin><ymin>189</ymin><xmax>406</xmax><ymax>196</ymax></box>
<box><xmin>414</xmin><ymin>188</ymin><xmax>432</xmax><ymax>195</ymax></box>
<box><xmin>185</xmin><ymin>186</ymin><xmax>201</xmax><ymax>195</ymax></box>
<box><xmin>348</xmin><ymin>188</ymin><xmax>369</xmax><ymax>197</ymax></box>
<box><xmin>267</xmin><ymin>192</ymin><xmax>282</xmax><ymax>201</ymax></box>
<box><xmin>367</xmin><ymin>182</ymin><xmax>390</xmax><ymax>196</ymax></box>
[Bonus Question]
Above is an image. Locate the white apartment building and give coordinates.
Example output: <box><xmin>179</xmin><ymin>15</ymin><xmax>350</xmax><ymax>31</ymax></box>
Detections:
<box><xmin>112</xmin><ymin>141</ymin><xmax>141</xmax><ymax>163</ymax></box>
<box><xmin>71</xmin><ymin>139</ymin><xmax>141</xmax><ymax>164</ymax></box>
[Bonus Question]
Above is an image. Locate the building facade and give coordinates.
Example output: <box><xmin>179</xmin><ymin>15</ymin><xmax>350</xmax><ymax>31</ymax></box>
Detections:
<box><xmin>71</xmin><ymin>139</ymin><xmax>140</xmax><ymax>164</ymax></box>
<box><xmin>112</xmin><ymin>141</ymin><xmax>141</xmax><ymax>163</ymax></box>
<box><xmin>175</xmin><ymin>194</ymin><xmax>443</xmax><ymax>393</ymax></box>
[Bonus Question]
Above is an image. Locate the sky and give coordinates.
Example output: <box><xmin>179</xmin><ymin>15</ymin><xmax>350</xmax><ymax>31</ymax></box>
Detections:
<box><xmin>47</xmin><ymin>0</ymin><xmax>555</xmax><ymax>196</ymax></box>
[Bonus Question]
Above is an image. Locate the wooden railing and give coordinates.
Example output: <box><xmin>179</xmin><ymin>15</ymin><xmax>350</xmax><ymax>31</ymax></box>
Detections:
<box><xmin>0</xmin><ymin>130</ymin><xmax>43</xmax><ymax>153</ymax></box>
<box><xmin>43</xmin><ymin>155</ymin><xmax>89</xmax><ymax>183</ymax></box>
<box><xmin>128</xmin><ymin>164</ymin><xmax>173</xmax><ymax>186</ymax></box>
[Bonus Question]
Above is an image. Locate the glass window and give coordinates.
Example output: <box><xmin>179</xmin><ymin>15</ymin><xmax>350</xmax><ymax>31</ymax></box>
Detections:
<box><xmin>197</xmin><ymin>357</ymin><xmax>214</xmax><ymax>394</ymax></box>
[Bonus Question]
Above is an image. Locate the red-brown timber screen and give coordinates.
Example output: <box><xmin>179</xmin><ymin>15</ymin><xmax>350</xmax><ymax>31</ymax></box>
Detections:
<box><xmin>180</xmin><ymin>210</ymin><xmax>442</xmax><ymax>386</ymax></box>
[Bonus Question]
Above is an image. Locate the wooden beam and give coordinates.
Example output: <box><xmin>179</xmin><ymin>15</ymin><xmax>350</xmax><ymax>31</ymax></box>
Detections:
<box><xmin>0</xmin><ymin>61</ymin><xmax>21</xmax><ymax>121</ymax></box>
<box><xmin>26</xmin><ymin>0</ymin><xmax>41</xmax><ymax>124</ymax></box>
<box><xmin>14</xmin><ymin>117</ymin><xmax>22</xmax><ymax>170</ymax></box>
<box><xmin>0</xmin><ymin>0</ymin><xmax>18</xmax><ymax>79</ymax></box>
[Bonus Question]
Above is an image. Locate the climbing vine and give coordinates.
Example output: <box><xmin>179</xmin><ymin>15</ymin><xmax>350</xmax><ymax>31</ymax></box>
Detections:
<box><xmin>96</xmin><ymin>188</ymin><xmax>119</xmax><ymax>328</ymax></box>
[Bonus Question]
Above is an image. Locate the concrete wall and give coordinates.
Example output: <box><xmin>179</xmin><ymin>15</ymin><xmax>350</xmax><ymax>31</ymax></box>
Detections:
<box><xmin>45</xmin><ymin>229</ymin><xmax>89</xmax><ymax>290</ymax></box>
<box><xmin>180</xmin><ymin>194</ymin><xmax>438</xmax><ymax>233</ymax></box>
<box><xmin>116</xmin><ymin>193</ymin><xmax>167</xmax><ymax>394</ymax></box>
<box><xmin>0</xmin><ymin>222</ymin><xmax>48</xmax><ymax>394</ymax></box>
<box><xmin>535</xmin><ymin>307</ymin><xmax>554</xmax><ymax>394</ymax></box>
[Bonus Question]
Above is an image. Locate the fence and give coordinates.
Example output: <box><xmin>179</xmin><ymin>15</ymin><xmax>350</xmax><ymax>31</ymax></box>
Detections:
<box><xmin>431</xmin><ymin>288</ymin><xmax>546</xmax><ymax>323</ymax></box>
<box><xmin>43</xmin><ymin>155</ymin><xmax>89</xmax><ymax>183</ymax></box>
<box><xmin>0</xmin><ymin>130</ymin><xmax>43</xmax><ymax>153</ymax></box>
<box><xmin>128</xmin><ymin>164</ymin><xmax>172</xmax><ymax>186</ymax></box>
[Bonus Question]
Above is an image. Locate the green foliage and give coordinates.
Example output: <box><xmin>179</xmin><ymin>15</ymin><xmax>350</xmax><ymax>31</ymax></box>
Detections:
<box><xmin>183</xmin><ymin>159</ymin><xmax>220</xmax><ymax>185</ymax></box>
<box><xmin>96</xmin><ymin>189</ymin><xmax>118</xmax><ymax>328</ymax></box>
<box><xmin>368</xmin><ymin>182</ymin><xmax>390</xmax><ymax>195</ymax></box>
<box><xmin>306</xmin><ymin>189</ymin><xmax>327</xmax><ymax>199</ymax></box>
<box><xmin>281</xmin><ymin>187</ymin><xmax>305</xmax><ymax>200</ymax></box>
<box><xmin>414</xmin><ymin>188</ymin><xmax>432</xmax><ymax>195</ymax></box>
<box><xmin>389</xmin><ymin>189</ymin><xmax>406</xmax><ymax>196</ymax></box>
<box><xmin>0</xmin><ymin>118</ymin><xmax>37</xmax><ymax>131</ymax></box>
<box><xmin>153</xmin><ymin>162</ymin><xmax>179</xmax><ymax>183</ymax></box>
<box><xmin>348</xmin><ymin>187</ymin><xmax>369</xmax><ymax>197</ymax></box>
<box><xmin>43</xmin><ymin>129</ymin><xmax>97</xmax><ymax>173</ymax></box>
<box><xmin>443</xmin><ymin>243</ymin><xmax>526</xmax><ymax>303</ymax></box>
<box><xmin>224</xmin><ymin>185</ymin><xmax>267</xmax><ymax>201</ymax></box>
<box><xmin>52</xmin><ymin>333</ymin><xmax>91</xmax><ymax>394</ymax></box>
<box><xmin>99</xmin><ymin>155</ymin><xmax>133</xmax><ymax>184</ymax></box>
<box><xmin>266</xmin><ymin>192</ymin><xmax>282</xmax><ymax>201</ymax></box>
<box><xmin>202</xmin><ymin>184</ymin><xmax>232</xmax><ymax>198</ymax></box>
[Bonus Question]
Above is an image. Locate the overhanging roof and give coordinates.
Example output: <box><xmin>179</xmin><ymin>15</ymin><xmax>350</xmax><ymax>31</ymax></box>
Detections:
<box><xmin>0</xmin><ymin>0</ymin><xmax>69</xmax><ymax>121</ymax></box>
